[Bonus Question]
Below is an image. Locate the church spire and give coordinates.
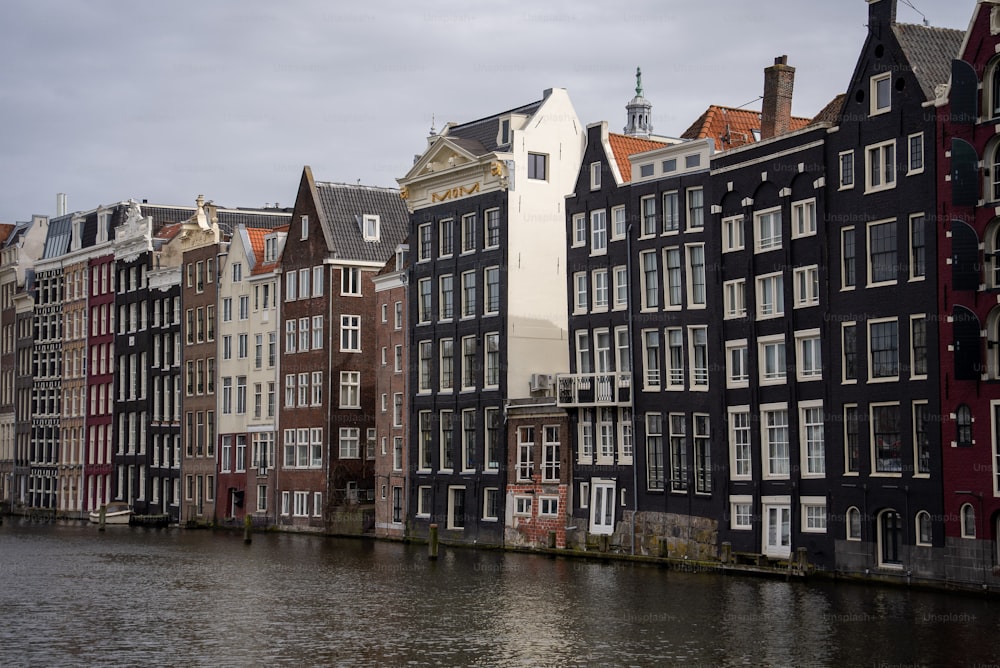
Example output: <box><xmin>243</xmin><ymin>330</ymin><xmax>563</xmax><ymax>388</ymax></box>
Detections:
<box><xmin>624</xmin><ymin>66</ymin><xmax>653</xmax><ymax>138</ymax></box>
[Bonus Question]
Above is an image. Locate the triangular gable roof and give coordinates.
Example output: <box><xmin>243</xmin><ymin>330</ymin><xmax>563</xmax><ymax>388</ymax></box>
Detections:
<box><xmin>607</xmin><ymin>133</ymin><xmax>670</xmax><ymax>183</ymax></box>
<box><xmin>313</xmin><ymin>180</ymin><xmax>410</xmax><ymax>264</ymax></box>
<box><xmin>405</xmin><ymin>135</ymin><xmax>485</xmax><ymax>180</ymax></box>
<box><xmin>681</xmin><ymin>105</ymin><xmax>811</xmax><ymax>152</ymax></box>
<box><xmin>893</xmin><ymin>23</ymin><xmax>964</xmax><ymax>102</ymax></box>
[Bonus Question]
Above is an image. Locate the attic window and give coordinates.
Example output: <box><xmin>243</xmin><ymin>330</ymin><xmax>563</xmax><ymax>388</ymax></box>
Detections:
<box><xmin>363</xmin><ymin>214</ymin><xmax>380</xmax><ymax>242</ymax></box>
<box><xmin>662</xmin><ymin>159</ymin><xmax>677</xmax><ymax>173</ymax></box>
<box><xmin>685</xmin><ymin>154</ymin><xmax>701</xmax><ymax>169</ymax></box>
<box><xmin>264</xmin><ymin>236</ymin><xmax>278</xmax><ymax>263</ymax></box>
<box><xmin>639</xmin><ymin>164</ymin><xmax>654</xmax><ymax>178</ymax></box>
<box><xmin>500</xmin><ymin>118</ymin><xmax>511</xmax><ymax>145</ymax></box>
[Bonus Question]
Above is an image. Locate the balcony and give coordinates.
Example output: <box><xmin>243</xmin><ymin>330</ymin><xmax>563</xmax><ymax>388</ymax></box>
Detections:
<box><xmin>557</xmin><ymin>372</ymin><xmax>631</xmax><ymax>407</ymax></box>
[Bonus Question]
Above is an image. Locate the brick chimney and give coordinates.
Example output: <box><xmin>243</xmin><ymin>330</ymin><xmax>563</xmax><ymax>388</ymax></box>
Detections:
<box><xmin>761</xmin><ymin>55</ymin><xmax>795</xmax><ymax>141</ymax></box>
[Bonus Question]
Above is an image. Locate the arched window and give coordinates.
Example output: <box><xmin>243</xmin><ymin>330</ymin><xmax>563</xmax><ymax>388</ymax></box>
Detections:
<box><xmin>956</xmin><ymin>405</ymin><xmax>973</xmax><ymax>447</ymax></box>
<box><xmin>846</xmin><ymin>506</ymin><xmax>861</xmax><ymax>541</ymax></box>
<box><xmin>961</xmin><ymin>503</ymin><xmax>977</xmax><ymax>538</ymax></box>
<box><xmin>915</xmin><ymin>511</ymin><xmax>932</xmax><ymax>546</ymax></box>
<box><xmin>878</xmin><ymin>509</ymin><xmax>903</xmax><ymax>567</ymax></box>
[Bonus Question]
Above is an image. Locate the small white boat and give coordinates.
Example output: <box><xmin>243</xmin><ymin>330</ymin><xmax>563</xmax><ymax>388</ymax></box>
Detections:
<box><xmin>89</xmin><ymin>502</ymin><xmax>133</xmax><ymax>525</ymax></box>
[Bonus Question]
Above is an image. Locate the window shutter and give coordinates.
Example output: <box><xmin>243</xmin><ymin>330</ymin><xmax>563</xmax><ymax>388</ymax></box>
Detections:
<box><xmin>951</xmin><ymin>138</ymin><xmax>979</xmax><ymax>207</ymax></box>
<box><xmin>951</xmin><ymin>219</ymin><xmax>980</xmax><ymax>291</ymax></box>
<box><xmin>951</xmin><ymin>59</ymin><xmax>978</xmax><ymax>125</ymax></box>
<box><xmin>952</xmin><ymin>306</ymin><xmax>982</xmax><ymax>381</ymax></box>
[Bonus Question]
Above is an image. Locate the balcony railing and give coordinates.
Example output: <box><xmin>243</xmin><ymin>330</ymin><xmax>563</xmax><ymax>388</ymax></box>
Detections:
<box><xmin>556</xmin><ymin>372</ymin><xmax>631</xmax><ymax>407</ymax></box>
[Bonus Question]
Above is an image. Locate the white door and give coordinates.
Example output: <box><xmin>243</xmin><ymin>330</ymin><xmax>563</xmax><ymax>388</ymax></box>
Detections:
<box><xmin>589</xmin><ymin>480</ymin><xmax>616</xmax><ymax>535</ymax></box>
<box><xmin>763</xmin><ymin>504</ymin><xmax>791</xmax><ymax>558</ymax></box>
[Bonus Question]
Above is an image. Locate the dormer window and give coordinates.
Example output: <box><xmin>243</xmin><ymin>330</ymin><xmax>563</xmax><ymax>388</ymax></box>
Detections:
<box><xmin>499</xmin><ymin>118</ymin><xmax>511</xmax><ymax>146</ymax></box>
<box><xmin>70</xmin><ymin>217</ymin><xmax>83</xmax><ymax>252</ymax></box>
<box><xmin>363</xmin><ymin>214</ymin><xmax>380</xmax><ymax>242</ymax></box>
<box><xmin>870</xmin><ymin>72</ymin><xmax>891</xmax><ymax>115</ymax></box>
<box><xmin>97</xmin><ymin>212</ymin><xmax>110</xmax><ymax>243</ymax></box>
<box><xmin>264</xmin><ymin>236</ymin><xmax>278</xmax><ymax>263</ymax></box>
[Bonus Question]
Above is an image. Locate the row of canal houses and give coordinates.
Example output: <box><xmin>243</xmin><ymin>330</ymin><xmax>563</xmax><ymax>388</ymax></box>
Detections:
<box><xmin>2</xmin><ymin>0</ymin><xmax>1000</xmax><ymax>589</ymax></box>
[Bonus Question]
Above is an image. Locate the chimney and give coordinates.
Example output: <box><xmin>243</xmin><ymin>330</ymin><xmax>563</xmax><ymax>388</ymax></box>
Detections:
<box><xmin>761</xmin><ymin>55</ymin><xmax>795</xmax><ymax>141</ymax></box>
<box><xmin>56</xmin><ymin>193</ymin><xmax>67</xmax><ymax>217</ymax></box>
<box><xmin>867</xmin><ymin>0</ymin><xmax>897</xmax><ymax>38</ymax></box>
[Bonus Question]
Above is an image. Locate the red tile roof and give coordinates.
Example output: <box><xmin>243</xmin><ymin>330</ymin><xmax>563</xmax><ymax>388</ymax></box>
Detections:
<box><xmin>681</xmin><ymin>105</ymin><xmax>811</xmax><ymax>151</ymax></box>
<box><xmin>607</xmin><ymin>133</ymin><xmax>670</xmax><ymax>183</ymax></box>
<box><xmin>0</xmin><ymin>224</ymin><xmax>15</xmax><ymax>245</ymax></box>
<box><xmin>155</xmin><ymin>223</ymin><xmax>182</xmax><ymax>242</ymax></box>
<box><xmin>246</xmin><ymin>226</ymin><xmax>283</xmax><ymax>275</ymax></box>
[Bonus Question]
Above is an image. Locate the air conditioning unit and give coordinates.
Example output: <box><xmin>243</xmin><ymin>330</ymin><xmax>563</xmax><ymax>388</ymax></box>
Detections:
<box><xmin>529</xmin><ymin>373</ymin><xmax>553</xmax><ymax>392</ymax></box>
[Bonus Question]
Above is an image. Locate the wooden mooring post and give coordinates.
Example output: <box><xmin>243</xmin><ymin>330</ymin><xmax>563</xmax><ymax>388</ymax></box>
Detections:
<box><xmin>98</xmin><ymin>505</ymin><xmax>106</xmax><ymax>532</ymax></box>
<box><xmin>428</xmin><ymin>523</ymin><xmax>439</xmax><ymax>560</ymax></box>
<box><xmin>244</xmin><ymin>515</ymin><xmax>253</xmax><ymax>544</ymax></box>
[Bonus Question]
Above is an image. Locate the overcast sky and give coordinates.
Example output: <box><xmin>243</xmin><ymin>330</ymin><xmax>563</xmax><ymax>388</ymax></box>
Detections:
<box><xmin>0</xmin><ymin>0</ymin><xmax>974</xmax><ymax>224</ymax></box>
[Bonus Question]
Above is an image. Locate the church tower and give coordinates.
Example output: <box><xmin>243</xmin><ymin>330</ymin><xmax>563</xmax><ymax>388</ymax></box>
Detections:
<box><xmin>624</xmin><ymin>67</ymin><xmax>653</xmax><ymax>138</ymax></box>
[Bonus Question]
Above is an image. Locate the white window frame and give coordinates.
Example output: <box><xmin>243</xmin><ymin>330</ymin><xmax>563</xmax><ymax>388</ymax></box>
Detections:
<box><xmin>723</xmin><ymin>279</ymin><xmax>746</xmax><ymax>320</ymax></box>
<box><xmin>590</xmin><ymin>209</ymin><xmax>607</xmax><ymax>255</ymax></box>
<box><xmin>758</xmin><ymin>334</ymin><xmax>787</xmax><ymax>386</ymax></box>
<box><xmin>685</xmin><ymin>243</ymin><xmax>706</xmax><ymax>308</ymax></box>
<box><xmin>572</xmin><ymin>213</ymin><xmax>586</xmax><ymax>248</ymax></box>
<box><xmin>590</xmin><ymin>161</ymin><xmax>601</xmax><ymax>190</ymax></box>
<box><xmin>907</xmin><ymin>132</ymin><xmax>924</xmax><ymax>176</ymax></box>
<box><xmin>730</xmin><ymin>494</ymin><xmax>753</xmax><ymax>530</ymax></box>
<box><xmin>865</xmin><ymin>139</ymin><xmax>897</xmax><ymax>194</ymax></box>
<box><xmin>728</xmin><ymin>407</ymin><xmax>752</xmax><ymax>481</ymax></box>
<box><xmin>795</xmin><ymin>329</ymin><xmax>822</xmax><ymax>382</ymax></box>
<box><xmin>800</xmin><ymin>496</ymin><xmax>827</xmax><ymax>533</ymax></box>
<box><xmin>791</xmin><ymin>198</ymin><xmax>816</xmax><ymax>239</ymax></box>
<box><xmin>722</xmin><ymin>214</ymin><xmax>744</xmax><ymax>253</ymax></box>
<box><xmin>725</xmin><ymin>339</ymin><xmax>749</xmax><ymax>389</ymax></box>
<box><xmin>867</xmin><ymin>317</ymin><xmax>899</xmax><ymax>383</ymax></box>
<box><xmin>792</xmin><ymin>265</ymin><xmax>819</xmax><ymax>309</ymax></box>
<box><xmin>754</xmin><ymin>207</ymin><xmax>782</xmax><ymax>253</ymax></box>
<box><xmin>870</xmin><ymin>71</ymin><xmax>891</xmax><ymax>116</ymax></box>
<box><xmin>760</xmin><ymin>405</ymin><xmax>790</xmax><ymax>480</ymax></box>
<box><xmin>839</xmin><ymin>150</ymin><xmax>855</xmax><ymax>190</ymax></box>
<box><xmin>755</xmin><ymin>272</ymin><xmax>784</xmax><ymax>320</ymax></box>
<box><xmin>799</xmin><ymin>401</ymin><xmax>825</xmax><ymax>478</ymax></box>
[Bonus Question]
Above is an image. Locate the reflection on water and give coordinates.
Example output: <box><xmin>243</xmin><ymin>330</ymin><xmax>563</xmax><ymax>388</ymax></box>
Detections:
<box><xmin>2</xmin><ymin>520</ymin><xmax>999</xmax><ymax>666</ymax></box>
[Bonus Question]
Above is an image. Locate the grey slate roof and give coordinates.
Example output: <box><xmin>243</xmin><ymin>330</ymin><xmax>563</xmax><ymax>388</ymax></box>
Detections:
<box><xmin>216</xmin><ymin>209</ymin><xmax>291</xmax><ymax>237</ymax></box>
<box><xmin>445</xmin><ymin>99</ymin><xmax>543</xmax><ymax>154</ymax></box>
<box><xmin>314</xmin><ymin>182</ymin><xmax>409</xmax><ymax>264</ymax></box>
<box><xmin>3</xmin><ymin>221</ymin><xmax>31</xmax><ymax>249</ymax></box>
<box><xmin>893</xmin><ymin>22</ymin><xmax>964</xmax><ymax>101</ymax></box>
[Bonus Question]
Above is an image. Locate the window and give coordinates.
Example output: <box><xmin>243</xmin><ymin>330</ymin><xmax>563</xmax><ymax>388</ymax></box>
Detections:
<box><xmin>664</xmin><ymin>190</ymin><xmax>691</xmax><ymax>234</ymax></box>
<box><xmin>723</xmin><ymin>280</ymin><xmax>746</xmax><ymax>319</ymax></box>
<box><xmin>485</xmin><ymin>332</ymin><xmax>500</xmax><ymax>387</ymax></box>
<box><xmin>907</xmin><ymin>132</ymin><xmax>924</xmax><ymax>175</ymax></box>
<box><xmin>393</xmin><ymin>393</ymin><xmax>403</xmax><ymax>428</ymax></box>
<box><xmin>871</xmin><ymin>72</ymin><xmax>891</xmax><ymax>114</ymax></box>
<box><xmin>914</xmin><ymin>402</ymin><xmax>931</xmax><ymax>475</ymax></box>
<box><xmin>686</xmin><ymin>188</ymin><xmax>704</xmax><ymax>230</ymax></box>
<box><xmin>418</xmin><ymin>223</ymin><xmax>432</xmax><ymax>261</ymax></box>
<box><xmin>542</xmin><ymin>425</ymin><xmax>560</xmax><ymax>482</ymax></box>
<box><xmin>461</xmin><ymin>271</ymin><xmax>476</xmax><ymax>318</ymax></box>
<box><xmin>612</xmin><ymin>206</ymin><xmax>626</xmax><ymax>240</ymax></box>
<box><xmin>916</xmin><ymin>511</ymin><xmax>932</xmax><ymax>546</ymax></box>
<box><xmin>801</xmin><ymin>498</ymin><xmax>827</xmax><ymax>533</ymax></box>
<box><xmin>796</xmin><ymin>330</ymin><xmax>822</xmax><ymax>381</ymax></box>
<box><xmin>539</xmin><ymin>497</ymin><xmax>559</xmax><ymax>517</ymax></box>
<box><xmin>689</xmin><ymin>326</ymin><xmax>708</xmax><ymax>389</ymax></box>
<box><xmin>285</xmin><ymin>270</ymin><xmax>297</xmax><ymax>301</ymax></box>
<box><xmin>340</xmin><ymin>315</ymin><xmax>361</xmax><ymax>352</ymax></box>
<box><xmin>868</xmin><ymin>220</ymin><xmax>897</xmax><ymax>285</ymax></box>
<box><xmin>439</xmin><ymin>219</ymin><xmax>453</xmax><ymax>257</ymax></box>
<box><xmin>527</xmin><ymin>153</ymin><xmax>547</xmax><ymax>180</ymax></box>
<box><xmin>394</xmin><ymin>301</ymin><xmax>403</xmax><ymax>330</ymax></box>
<box><xmin>483</xmin><ymin>488</ymin><xmax>500</xmax><ymax>521</ymax></box>
<box><xmin>640</xmin><ymin>250</ymin><xmax>659</xmax><ymax>310</ymax></box>
<box><xmin>439</xmin><ymin>275</ymin><xmax>454</xmax><ymax>320</ymax></box>
<box><xmin>846</xmin><ymin>507</ymin><xmax>861</xmax><ymax>540</ymax></box>
<box><xmin>757</xmin><ymin>334</ymin><xmax>788</xmax><ymax>385</ymax></box>
<box><xmin>865</xmin><ymin>140</ymin><xmax>896</xmax><ymax>193</ymax></box>
<box><xmin>440</xmin><ymin>339</ymin><xmax>454</xmax><ymax>391</ymax></box>
<box><xmin>800</xmin><ymin>403</ymin><xmax>825</xmax><ymax>476</ymax></box>
<box><xmin>844</xmin><ymin>405</ymin><xmax>860</xmax><ymax>474</ymax></box>
<box><xmin>756</xmin><ymin>273</ymin><xmax>783</xmax><ymax>319</ymax></box>
<box><xmin>461</xmin><ymin>409</ymin><xmax>476</xmax><ymax>471</ymax></box>
<box><xmin>485</xmin><ymin>407</ymin><xmax>500</xmax><ymax>470</ymax></box>
<box><xmin>641</xmin><ymin>196</ymin><xmax>656</xmax><ymax>236</ymax></box>
<box><xmin>869</xmin><ymin>319</ymin><xmax>899</xmax><ymax>380</ymax></box>
<box><xmin>517</xmin><ymin>426</ymin><xmax>534</xmax><ymax>481</ymax></box>
<box><xmin>791</xmin><ymin>199</ymin><xmax>816</xmax><ymax>238</ymax></box>
<box><xmin>299</xmin><ymin>268</ymin><xmax>311</xmax><ymax>300</ymax></box>
<box><xmin>574</xmin><ymin>273</ymin><xmax>589</xmax><ymax>313</ymax></box>
<box><xmin>755</xmin><ymin>208</ymin><xmax>782</xmax><ymax>252</ymax></box>
<box><xmin>909</xmin><ymin>214</ymin><xmax>925</xmax><ymax>279</ymax></box>
<box><xmin>593</xmin><ymin>270</ymin><xmax>608</xmax><ymax>311</ymax></box>
<box><xmin>591</xmin><ymin>210</ymin><xmax>607</xmax><ymax>254</ymax></box>
<box><xmin>448</xmin><ymin>487</ymin><xmax>466</xmax><ymax>529</ymax></box>
<box><xmin>484</xmin><ymin>266</ymin><xmax>500</xmax><ymax>314</ymax></box>
<box><xmin>910</xmin><ymin>315</ymin><xmax>927</xmax><ymax>378</ymax></box>
<box><xmin>839</xmin><ymin>150</ymin><xmax>855</xmax><ymax>190</ymax></box>
<box><xmin>613</xmin><ymin>266</ymin><xmax>628</xmax><ymax>310</ymax></box>
<box><xmin>664</xmin><ymin>248</ymin><xmax>682</xmax><ymax>308</ymax></box>
<box><xmin>299</xmin><ymin>215</ymin><xmax>309</xmax><ymax>241</ymax></box>
<box><xmin>461</xmin><ymin>213</ymin><xmax>476</xmax><ymax>253</ymax></box>
<box><xmin>311</xmin><ymin>315</ymin><xmax>323</xmax><ymax>351</ymax></box>
<box><xmin>957</xmin><ymin>404</ymin><xmax>973</xmax><ymax>447</ymax></box>
<box><xmin>872</xmin><ymin>403</ymin><xmax>902</xmax><ymax>473</ymax></box>
<box><xmin>394</xmin><ymin>345</ymin><xmax>403</xmax><ymax>373</ymax></box>
<box><xmin>418</xmin><ymin>341</ymin><xmax>432</xmax><ymax>392</ymax></box>
<box><xmin>339</xmin><ymin>371</ymin><xmax>359</xmax><ymax>408</ymax></box>
<box><xmin>416</xmin><ymin>485</ymin><xmax>431</xmax><ymax>516</ymax></box>
<box><xmin>646</xmin><ymin>413</ymin><xmax>664</xmax><ymax>490</ymax></box>
<box><xmin>726</xmin><ymin>340</ymin><xmax>749</xmax><ymax>388</ymax></box>
<box><xmin>572</xmin><ymin>214</ymin><xmax>586</xmax><ymax>247</ymax></box>
<box><xmin>961</xmin><ymin>503</ymin><xmax>976</xmax><ymax>538</ymax></box>
<box><xmin>418</xmin><ymin>278</ymin><xmax>432</xmax><ymax>323</ymax></box>
<box><xmin>729</xmin><ymin>408</ymin><xmax>752</xmax><ymax>479</ymax></box>
<box><xmin>722</xmin><ymin>215</ymin><xmax>744</xmax><ymax>252</ymax></box>
<box><xmin>666</xmin><ymin>328</ymin><xmax>684</xmax><ymax>389</ymax></box>
<box><xmin>686</xmin><ymin>244</ymin><xmax>705</xmax><ymax>306</ymax></box>
<box><xmin>340</xmin><ymin>267</ymin><xmax>359</xmax><ymax>296</ymax></box>
<box><xmin>485</xmin><ymin>209</ymin><xmax>500</xmax><ymax>248</ymax></box>
<box><xmin>762</xmin><ymin>406</ymin><xmax>789</xmax><ymax>478</ymax></box>
<box><xmin>462</xmin><ymin>336</ymin><xmax>477</xmax><ymax>389</ymax></box>
<box><xmin>731</xmin><ymin>496</ymin><xmax>753</xmax><ymax>530</ymax></box>
<box><xmin>694</xmin><ymin>414</ymin><xmax>711</xmax><ymax>493</ymax></box>
<box><xmin>514</xmin><ymin>496</ymin><xmax>532</xmax><ymax>516</ymax></box>
<box><xmin>841</xmin><ymin>227</ymin><xmax>856</xmax><ymax>289</ymax></box>
<box><xmin>232</xmin><ymin>263</ymin><xmax>243</xmax><ymax>282</ymax></box>
<box><xmin>284</xmin><ymin>321</ymin><xmax>295</xmax><ymax>354</ymax></box>
<box><xmin>439</xmin><ymin>411</ymin><xmax>454</xmax><ymax>470</ymax></box>
<box><xmin>793</xmin><ymin>266</ymin><xmax>819</xmax><ymax>308</ymax></box>
<box><xmin>668</xmin><ymin>413</ymin><xmax>687</xmax><ymax>492</ymax></box>
<box><xmin>339</xmin><ymin>427</ymin><xmax>360</xmax><ymax>459</ymax></box>
<box><xmin>842</xmin><ymin>323</ymin><xmax>858</xmax><ymax>382</ymax></box>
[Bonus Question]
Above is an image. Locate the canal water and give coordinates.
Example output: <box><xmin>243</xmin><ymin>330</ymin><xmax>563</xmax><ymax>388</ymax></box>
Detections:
<box><xmin>2</xmin><ymin>520</ymin><xmax>999</xmax><ymax>667</ymax></box>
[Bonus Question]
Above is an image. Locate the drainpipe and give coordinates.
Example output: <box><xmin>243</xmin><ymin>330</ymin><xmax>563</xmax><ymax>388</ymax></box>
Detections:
<box><xmin>627</xmin><ymin>222</ymin><xmax>638</xmax><ymax>556</ymax></box>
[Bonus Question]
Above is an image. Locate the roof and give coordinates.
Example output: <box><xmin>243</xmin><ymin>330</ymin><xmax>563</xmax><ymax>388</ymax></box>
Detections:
<box><xmin>215</xmin><ymin>209</ymin><xmax>291</xmax><ymax>237</ymax></box>
<box><xmin>607</xmin><ymin>133</ymin><xmax>671</xmax><ymax>183</ymax></box>
<box><xmin>0</xmin><ymin>224</ymin><xmax>15</xmax><ymax>246</ymax></box>
<box><xmin>154</xmin><ymin>223</ymin><xmax>183</xmax><ymax>244</ymax></box>
<box><xmin>810</xmin><ymin>94</ymin><xmax>847</xmax><ymax>126</ymax></box>
<box><xmin>41</xmin><ymin>214</ymin><xmax>73</xmax><ymax>259</ymax></box>
<box><xmin>3</xmin><ymin>221</ymin><xmax>31</xmax><ymax>249</ymax></box>
<box><xmin>443</xmin><ymin>99</ymin><xmax>544</xmax><ymax>155</ymax></box>
<box><xmin>313</xmin><ymin>182</ymin><xmax>410</xmax><ymax>264</ymax></box>
<box><xmin>892</xmin><ymin>23</ymin><xmax>964</xmax><ymax>101</ymax></box>
<box><xmin>681</xmin><ymin>105</ymin><xmax>811</xmax><ymax>152</ymax></box>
